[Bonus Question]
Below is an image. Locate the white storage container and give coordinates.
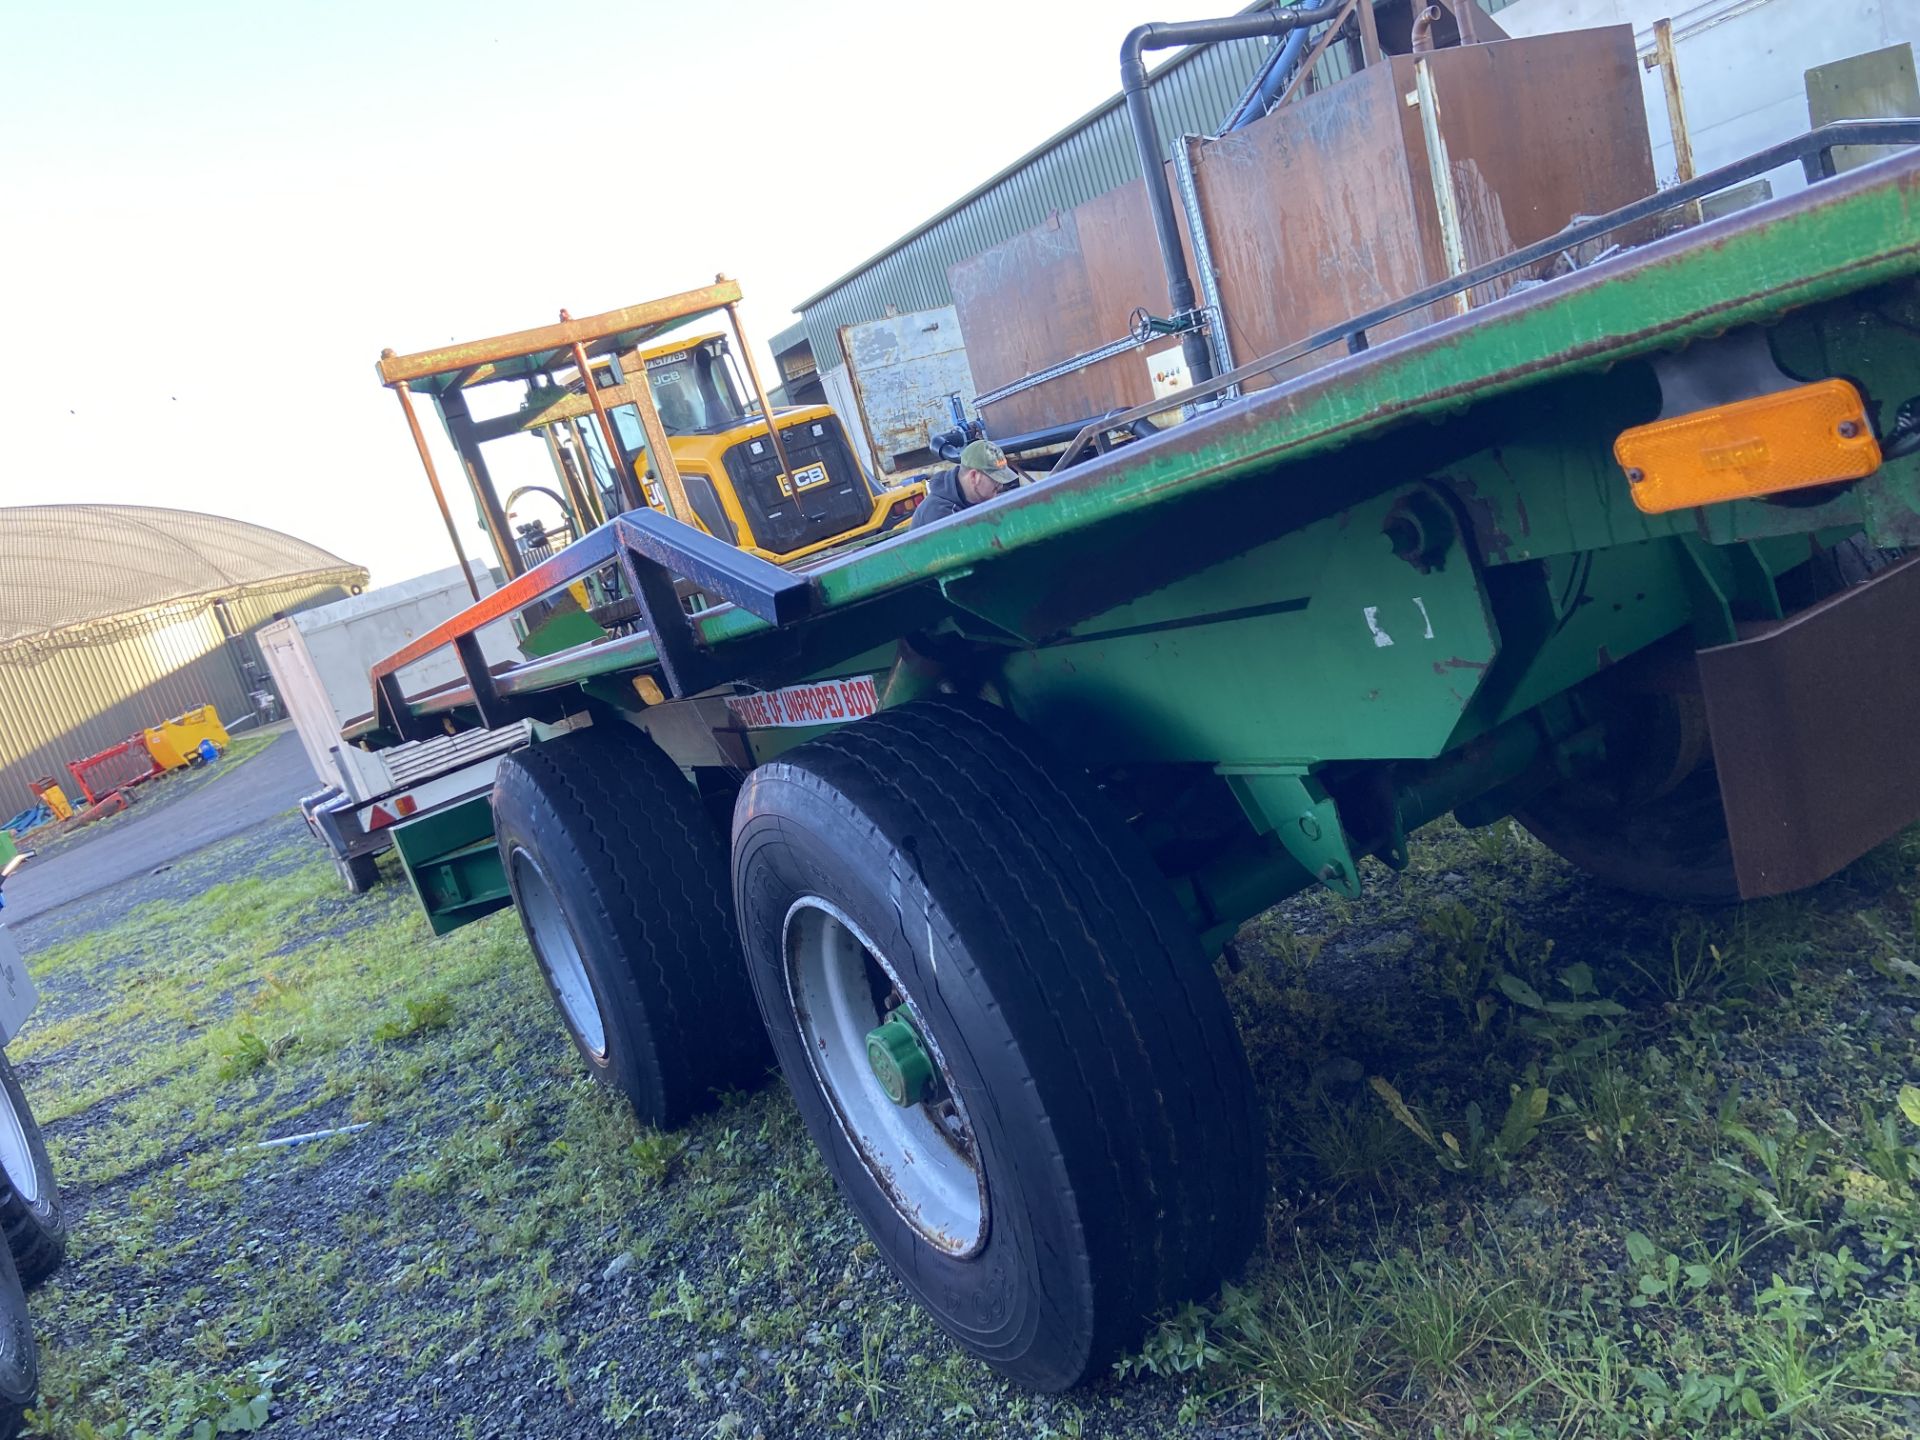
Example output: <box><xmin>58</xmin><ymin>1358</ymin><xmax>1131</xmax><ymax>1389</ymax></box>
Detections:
<box><xmin>259</xmin><ymin>563</ymin><xmax>519</xmax><ymax>800</ymax></box>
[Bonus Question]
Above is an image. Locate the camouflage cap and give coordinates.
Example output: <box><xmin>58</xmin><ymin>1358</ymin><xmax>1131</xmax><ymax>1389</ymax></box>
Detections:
<box><xmin>958</xmin><ymin>438</ymin><xmax>1017</xmax><ymax>486</ymax></box>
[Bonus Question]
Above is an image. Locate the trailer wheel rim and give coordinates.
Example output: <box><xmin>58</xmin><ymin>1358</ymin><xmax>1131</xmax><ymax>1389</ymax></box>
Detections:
<box><xmin>512</xmin><ymin>849</ymin><xmax>608</xmax><ymax>1059</ymax></box>
<box><xmin>0</xmin><ymin>1080</ymin><xmax>38</xmax><ymax>1205</ymax></box>
<box><xmin>783</xmin><ymin>897</ymin><xmax>987</xmax><ymax>1257</ymax></box>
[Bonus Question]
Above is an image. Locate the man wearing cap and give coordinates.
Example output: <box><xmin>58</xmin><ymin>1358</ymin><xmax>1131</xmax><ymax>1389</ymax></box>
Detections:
<box><xmin>910</xmin><ymin>439</ymin><xmax>1018</xmax><ymax>529</ymax></box>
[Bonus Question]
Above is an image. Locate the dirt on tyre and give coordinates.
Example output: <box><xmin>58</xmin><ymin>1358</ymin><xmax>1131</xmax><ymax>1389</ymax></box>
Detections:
<box><xmin>0</xmin><ymin>1054</ymin><xmax>64</xmax><ymax>1289</ymax></box>
<box><xmin>493</xmin><ymin>720</ymin><xmax>769</xmax><ymax>1128</ymax></box>
<box><xmin>731</xmin><ymin>699</ymin><xmax>1263</xmax><ymax>1390</ymax></box>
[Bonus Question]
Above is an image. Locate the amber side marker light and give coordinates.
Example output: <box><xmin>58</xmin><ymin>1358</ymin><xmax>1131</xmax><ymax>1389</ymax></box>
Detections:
<box><xmin>1616</xmin><ymin>378</ymin><xmax>1882</xmax><ymax>515</ymax></box>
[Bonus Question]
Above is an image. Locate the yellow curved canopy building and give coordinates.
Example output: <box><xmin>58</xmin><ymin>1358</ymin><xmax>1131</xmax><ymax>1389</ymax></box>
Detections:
<box><xmin>0</xmin><ymin>505</ymin><xmax>366</xmax><ymax>815</ymax></box>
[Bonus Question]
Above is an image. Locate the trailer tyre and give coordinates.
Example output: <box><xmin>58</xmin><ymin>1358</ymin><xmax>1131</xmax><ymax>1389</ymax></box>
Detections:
<box><xmin>335</xmin><ymin>852</ymin><xmax>380</xmax><ymax>895</ymax></box>
<box><xmin>1518</xmin><ymin>763</ymin><xmax>1739</xmax><ymax>904</ymax></box>
<box><xmin>0</xmin><ymin>1054</ymin><xmax>64</xmax><ymax>1289</ymax></box>
<box><xmin>732</xmin><ymin>700</ymin><xmax>1263</xmax><ymax>1390</ymax></box>
<box><xmin>0</xmin><ymin>1238</ymin><xmax>35</xmax><ymax>1440</ymax></box>
<box><xmin>1509</xmin><ymin>688</ymin><xmax>1729</xmax><ymax>901</ymax></box>
<box><xmin>1519</xmin><ymin>533</ymin><xmax>1902</xmax><ymax>907</ymax></box>
<box><xmin>493</xmin><ymin>721</ymin><xmax>768</xmax><ymax>1127</ymax></box>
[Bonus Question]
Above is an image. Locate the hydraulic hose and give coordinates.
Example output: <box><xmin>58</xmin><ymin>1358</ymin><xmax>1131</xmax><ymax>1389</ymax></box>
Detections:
<box><xmin>1220</xmin><ymin>25</ymin><xmax>1312</xmax><ymax>132</ymax></box>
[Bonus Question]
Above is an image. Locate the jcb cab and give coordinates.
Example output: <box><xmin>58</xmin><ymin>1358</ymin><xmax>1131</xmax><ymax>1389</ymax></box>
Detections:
<box><xmin>376</xmin><ymin>277</ymin><xmax>923</xmax><ymax>639</ymax></box>
<box><xmin>626</xmin><ymin>331</ymin><xmax>919</xmax><ymax>562</ymax></box>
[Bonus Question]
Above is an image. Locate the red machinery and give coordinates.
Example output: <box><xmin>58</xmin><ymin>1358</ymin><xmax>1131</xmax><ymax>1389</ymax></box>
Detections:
<box><xmin>66</xmin><ymin>738</ymin><xmax>160</xmax><ymax>807</ymax></box>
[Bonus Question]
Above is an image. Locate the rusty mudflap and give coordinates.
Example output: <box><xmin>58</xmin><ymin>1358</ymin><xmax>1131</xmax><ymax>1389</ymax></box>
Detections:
<box><xmin>1700</xmin><ymin>550</ymin><xmax>1920</xmax><ymax>899</ymax></box>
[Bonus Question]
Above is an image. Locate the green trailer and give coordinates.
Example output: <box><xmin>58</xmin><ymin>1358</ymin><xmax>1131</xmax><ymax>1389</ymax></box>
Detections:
<box><xmin>358</xmin><ymin>101</ymin><xmax>1920</xmax><ymax>1388</ymax></box>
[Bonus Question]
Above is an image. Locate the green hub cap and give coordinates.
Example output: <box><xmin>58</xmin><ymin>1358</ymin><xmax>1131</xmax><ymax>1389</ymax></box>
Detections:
<box><xmin>864</xmin><ymin>1009</ymin><xmax>934</xmax><ymax>1107</ymax></box>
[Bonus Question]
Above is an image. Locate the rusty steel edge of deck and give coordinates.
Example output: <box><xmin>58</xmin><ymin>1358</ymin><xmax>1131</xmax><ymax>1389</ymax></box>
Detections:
<box><xmin>388</xmin><ymin>150</ymin><xmax>1920</xmax><ymax>723</ymax></box>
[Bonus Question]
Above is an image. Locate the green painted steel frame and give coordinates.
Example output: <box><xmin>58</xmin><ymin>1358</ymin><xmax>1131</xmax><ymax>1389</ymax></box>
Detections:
<box><xmin>990</xmin><ymin>484</ymin><xmax>1502</xmax><ymax>769</ymax></box>
<box><xmin>375</xmin><ymin>151</ymin><xmax>1920</xmax><ymax>933</ymax></box>
<box><xmin>390</xmin><ymin>796</ymin><xmax>511</xmax><ymax>936</ymax></box>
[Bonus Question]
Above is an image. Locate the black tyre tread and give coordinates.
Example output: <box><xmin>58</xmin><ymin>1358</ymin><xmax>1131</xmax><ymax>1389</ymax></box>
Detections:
<box><xmin>0</xmin><ymin>1226</ymin><xmax>33</xmax><ymax>1436</ymax></box>
<box><xmin>495</xmin><ymin>723</ymin><xmax>764</xmax><ymax>1126</ymax></box>
<box><xmin>801</xmin><ymin>730</ymin><xmax>1169</xmax><ymax>1346</ymax></box>
<box><xmin>1517</xmin><ymin>763</ymin><xmax>1740</xmax><ymax>904</ymax></box>
<box><xmin>820</xmin><ymin>705</ymin><xmax>1257</xmax><ymax>1305</ymax></box>
<box><xmin>733</xmin><ymin>766</ymin><xmax>1114</xmax><ymax>1376</ymax></box>
<box><xmin>339</xmin><ymin>851</ymin><xmax>379</xmax><ymax>895</ymax></box>
<box><xmin>786</xmin><ymin>699</ymin><xmax>1262</xmax><ymax>1369</ymax></box>
<box><xmin>902</xmin><ymin>703</ymin><xmax>1262</xmax><ymax>1290</ymax></box>
<box><xmin>0</xmin><ymin>1059</ymin><xmax>63</xmax><ymax>1289</ymax></box>
<box><xmin>0</xmin><ymin>1210</ymin><xmax>61</xmax><ymax>1295</ymax></box>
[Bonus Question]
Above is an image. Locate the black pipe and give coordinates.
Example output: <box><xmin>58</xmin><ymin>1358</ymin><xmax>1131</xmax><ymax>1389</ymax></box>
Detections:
<box><xmin>1121</xmin><ymin>4</ymin><xmax>1346</xmax><ymax>387</ymax></box>
<box><xmin>931</xmin><ymin>420</ymin><xmax>1086</xmax><ymax>462</ymax></box>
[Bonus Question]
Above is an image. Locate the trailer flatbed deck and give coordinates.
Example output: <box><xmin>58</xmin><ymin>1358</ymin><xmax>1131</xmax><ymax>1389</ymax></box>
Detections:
<box><xmin>362</xmin><ymin>129</ymin><xmax>1920</xmax><ymax>736</ymax></box>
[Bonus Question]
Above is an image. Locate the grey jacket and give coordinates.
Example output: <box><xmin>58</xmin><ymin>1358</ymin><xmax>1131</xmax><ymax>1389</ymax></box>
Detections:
<box><xmin>909</xmin><ymin>466</ymin><xmax>970</xmax><ymax>529</ymax></box>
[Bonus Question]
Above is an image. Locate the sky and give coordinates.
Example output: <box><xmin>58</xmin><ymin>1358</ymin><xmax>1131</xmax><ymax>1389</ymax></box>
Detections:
<box><xmin>0</xmin><ymin>0</ymin><xmax>1235</xmax><ymax>587</ymax></box>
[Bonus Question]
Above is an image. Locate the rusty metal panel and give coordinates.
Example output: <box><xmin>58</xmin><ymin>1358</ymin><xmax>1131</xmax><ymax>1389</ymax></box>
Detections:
<box><xmin>840</xmin><ymin>307</ymin><xmax>980</xmax><ymax>473</ymax></box>
<box><xmin>948</xmin><ymin>179</ymin><xmax>1190</xmax><ymax>436</ymax></box>
<box><xmin>1196</xmin><ymin>59</ymin><xmax>1432</xmax><ymax>385</ymax></box>
<box><xmin>1700</xmin><ymin>551</ymin><xmax>1920</xmax><ymax>899</ymax></box>
<box><xmin>1410</xmin><ymin>28</ymin><xmax>1655</xmax><ymax>293</ymax></box>
<box><xmin>1199</xmin><ymin>27</ymin><xmax>1653</xmax><ymax>385</ymax></box>
<box><xmin>948</xmin><ymin>27</ymin><xmax>1656</xmax><ymax>432</ymax></box>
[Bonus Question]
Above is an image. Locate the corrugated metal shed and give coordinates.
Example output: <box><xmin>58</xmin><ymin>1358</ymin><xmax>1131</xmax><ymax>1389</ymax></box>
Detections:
<box><xmin>794</xmin><ymin>1</ymin><xmax>1527</xmax><ymax>375</ymax></box>
<box><xmin>794</xmin><ymin>21</ymin><xmax>1281</xmax><ymax>372</ymax></box>
<box><xmin>768</xmin><ymin>320</ymin><xmax>812</xmax><ymax>361</ymax></box>
<box><xmin>0</xmin><ymin>506</ymin><xmax>367</xmax><ymax>818</ymax></box>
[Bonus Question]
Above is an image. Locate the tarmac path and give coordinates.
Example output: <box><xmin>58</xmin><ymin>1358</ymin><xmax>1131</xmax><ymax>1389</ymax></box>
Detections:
<box><xmin>3</xmin><ymin>727</ymin><xmax>317</xmax><ymax>925</ymax></box>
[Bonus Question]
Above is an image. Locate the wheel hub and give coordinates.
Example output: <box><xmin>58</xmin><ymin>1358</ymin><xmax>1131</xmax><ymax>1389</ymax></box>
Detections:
<box><xmin>0</xmin><ymin>1082</ymin><xmax>36</xmax><ymax>1206</ymax></box>
<box><xmin>783</xmin><ymin>897</ymin><xmax>988</xmax><ymax>1256</ymax></box>
<box><xmin>865</xmin><ymin>1010</ymin><xmax>934</xmax><ymax>1107</ymax></box>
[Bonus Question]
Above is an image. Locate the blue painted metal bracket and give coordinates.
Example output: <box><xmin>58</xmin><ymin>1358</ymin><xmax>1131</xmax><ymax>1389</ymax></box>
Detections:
<box><xmin>369</xmin><ymin>507</ymin><xmax>814</xmax><ymax>740</ymax></box>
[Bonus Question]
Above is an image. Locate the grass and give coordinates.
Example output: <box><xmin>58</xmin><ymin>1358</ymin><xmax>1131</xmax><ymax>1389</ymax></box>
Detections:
<box><xmin>1143</xmin><ymin>818</ymin><xmax>1920</xmax><ymax>1438</ymax></box>
<box><xmin>10</xmin><ymin>810</ymin><xmax>1920</xmax><ymax>1438</ymax></box>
